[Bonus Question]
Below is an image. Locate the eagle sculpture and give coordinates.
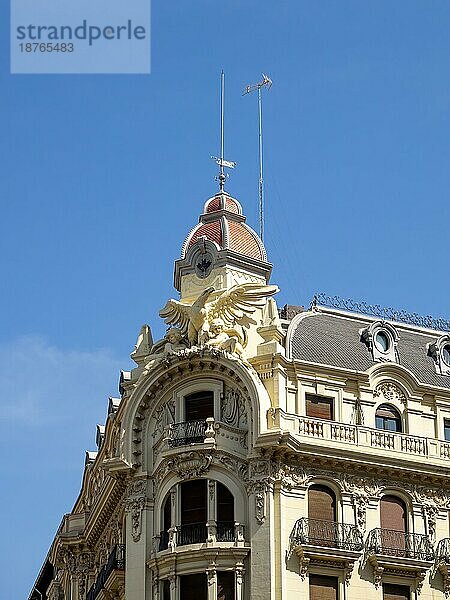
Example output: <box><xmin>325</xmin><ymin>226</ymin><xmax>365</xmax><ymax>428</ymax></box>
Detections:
<box><xmin>159</xmin><ymin>283</ymin><xmax>279</xmax><ymax>346</ymax></box>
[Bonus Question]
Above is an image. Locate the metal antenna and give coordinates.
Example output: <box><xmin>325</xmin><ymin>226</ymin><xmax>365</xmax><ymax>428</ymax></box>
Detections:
<box><xmin>211</xmin><ymin>71</ymin><xmax>236</xmax><ymax>191</ymax></box>
<box><xmin>243</xmin><ymin>74</ymin><xmax>272</xmax><ymax>241</ymax></box>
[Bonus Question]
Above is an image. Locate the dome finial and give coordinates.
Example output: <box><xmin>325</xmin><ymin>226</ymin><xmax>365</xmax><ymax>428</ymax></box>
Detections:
<box><xmin>211</xmin><ymin>71</ymin><xmax>236</xmax><ymax>192</ymax></box>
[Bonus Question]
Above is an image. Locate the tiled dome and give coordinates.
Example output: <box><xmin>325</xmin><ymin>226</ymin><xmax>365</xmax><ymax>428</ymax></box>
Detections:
<box><xmin>181</xmin><ymin>192</ymin><xmax>267</xmax><ymax>262</ymax></box>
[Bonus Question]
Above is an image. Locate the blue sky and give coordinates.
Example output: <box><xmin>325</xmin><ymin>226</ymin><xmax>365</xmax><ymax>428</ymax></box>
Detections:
<box><xmin>2</xmin><ymin>1</ymin><xmax>450</xmax><ymax>597</ymax></box>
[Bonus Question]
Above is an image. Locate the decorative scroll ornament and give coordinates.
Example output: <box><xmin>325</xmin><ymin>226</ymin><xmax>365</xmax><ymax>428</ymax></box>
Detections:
<box><xmin>124</xmin><ymin>479</ymin><xmax>147</xmax><ymax>542</ymax></box>
<box><xmin>374</xmin><ymin>382</ymin><xmax>406</xmax><ymax>406</ymax></box>
<box><xmin>159</xmin><ymin>283</ymin><xmax>279</xmax><ymax>353</ymax></box>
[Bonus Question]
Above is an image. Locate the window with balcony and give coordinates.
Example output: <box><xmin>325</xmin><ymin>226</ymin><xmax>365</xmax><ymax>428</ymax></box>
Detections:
<box><xmin>382</xmin><ymin>583</ymin><xmax>410</xmax><ymax>600</ymax></box>
<box><xmin>180</xmin><ymin>480</ymin><xmax>207</xmax><ymax>545</ymax></box>
<box><xmin>169</xmin><ymin>390</ymin><xmax>215</xmax><ymax>447</ymax></box>
<box><xmin>185</xmin><ymin>391</ymin><xmax>214</xmax><ymax>420</ymax></box>
<box><xmin>376</xmin><ymin>404</ymin><xmax>402</xmax><ymax>432</ymax></box>
<box><xmin>307</xmin><ymin>484</ymin><xmax>337</xmax><ymax>547</ymax></box>
<box><xmin>309</xmin><ymin>574</ymin><xmax>338</xmax><ymax>600</ymax></box>
<box><xmin>306</xmin><ymin>394</ymin><xmax>334</xmax><ymax>420</ymax></box>
<box><xmin>159</xmin><ymin>479</ymin><xmax>238</xmax><ymax>549</ymax></box>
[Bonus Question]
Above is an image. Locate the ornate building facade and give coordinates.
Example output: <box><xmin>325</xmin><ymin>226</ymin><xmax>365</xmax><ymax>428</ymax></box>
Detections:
<box><xmin>31</xmin><ymin>190</ymin><xmax>450</xmax><ymax>600</ymax></box>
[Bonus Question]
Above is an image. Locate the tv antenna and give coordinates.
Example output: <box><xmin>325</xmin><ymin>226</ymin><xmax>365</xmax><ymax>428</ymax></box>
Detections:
<box><xmin>211</xmin><ymin>71</ymin><xmax>236</xmax><ymax>192</ymax></box>
<box><xmin>243</xmin><ymin>73</ymin><xmax>272</xmax><ymax>241</ymax></box>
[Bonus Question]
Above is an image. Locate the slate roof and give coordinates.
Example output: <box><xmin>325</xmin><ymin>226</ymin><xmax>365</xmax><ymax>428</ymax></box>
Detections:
<box><xmin>289</xmin><ymin>309</ymin><xmax>450</xmax><ymax>390</ymax></box>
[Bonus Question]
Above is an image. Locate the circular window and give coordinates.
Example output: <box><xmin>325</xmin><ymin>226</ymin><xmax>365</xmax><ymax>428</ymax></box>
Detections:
<box><xmin>442</xmin><ymin>344</ymin><xmax>450</xmax><ymax>367</ymax></box>
<box><xmin>375</xmin><ymin>331</ymin><xmax>390</xmax><ymax>353</ymax></box>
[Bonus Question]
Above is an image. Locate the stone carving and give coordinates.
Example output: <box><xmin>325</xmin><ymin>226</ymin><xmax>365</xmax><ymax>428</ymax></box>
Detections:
<box><xmin>209</xmin><ymin>480</ymin><xmax>215</xmax><ymax>501</ymax></box>
<box><xmin>255</xmin><ymin>490</ymin><xmax>266</xmax><ymax>524</ymax></box>
<box><xmin>154</xmin><ymin>451</ymin><xmax>213</xmax><ymax>486</ymax></box>
<box><xmin>159</xmin><ymin>282</ymin><xmax>278</xmax><ymax>348</ymax></box>
<box><xmin>221</xmin><ymin>388</ymin><xmax>247</xmax><ymax>428</ymax></box>
<box><xmin>163</xmin><ymin>328</ymin><xmax>188</xmax><ymax>355</ymax></box>
<box><xmin>153</xmin><ymin>398</ymin><xmax>175</xmax><ymax>439</ymax></box>
<box><xmin>374</xmin><ymin>381</ymin><xmax>406</xmax><ymax>406</ymax></box>
<box><xmin>204</xmin><ymin>318</ymin><xmax>244</xmax><ymax>356</ymax></box>
<box><xmin>124</xmin><ymin>479</ymin><xmax>147</xmax><ymax>542</ymax></box>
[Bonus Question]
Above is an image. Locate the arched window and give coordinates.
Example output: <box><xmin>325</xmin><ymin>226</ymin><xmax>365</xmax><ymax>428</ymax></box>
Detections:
<box><xmin>308</xmin><ymin>485</ymin><xmax>336</xmax><ymax>522</ymax></box>
<box><xmin>376</xmin><ymin>404</ymin><xmax>402</xmax><ymax>432</ymax></box>
<box><xmin>159</xmin><ymin>494</ymin><xmax>172</xmax><ymax>550</ymax></box>
<box><xmin>380</xmin><ymin>495</ymin><xmax>407</xmax><ymax>532</ymax></box>
<box><xmin>380</xmin><ymin>495</ymin><xmax>407</xmax><ymax>556</ymax></box>
<box><xmin>159</xmin><ymin>479</ymin><xmax>236</xmax><ymax>548</ymax></box>
<box><xmin>217</xmin><ymin>482</ymin><xmax>235</xmax><ymax>541</ymax></box>
<box><xmin>308</xmin><ymin>484</ymin><xmax>337</xmax><ymax>547</ymax></box>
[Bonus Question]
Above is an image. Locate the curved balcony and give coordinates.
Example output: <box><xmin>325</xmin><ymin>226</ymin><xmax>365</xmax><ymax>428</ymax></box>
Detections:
<box><xmin>366</xmin><ymin>528</ymin><xmax>434</xmax><ymax>561</ymax></box>
<box><xmin>365</xmin><ymin>529</ymin><xmax>434</xmax><ymax>590</ymax></box>
<box><xmin>290</xmin><ymin>517</ymin><xmax>363</xmax><ymax>551</ymax></box>
<box><xmin>156</xmin><ymin>521</ymin><xmax>245</xmax><ymax>552</ymax></box>
<box><xmin>168</xmin><ymin>420</ymin><xmax>207</xmax><ymax>447</ymax></box>
<box><xmin>289</xmin><ymin>518</ymin><xmax>363</xmax><ymax>580</ymax></box>
<box><xmin>152</xmin><ymin>417</ymin><xmax>248</xmax><ymax>466</ymax></box>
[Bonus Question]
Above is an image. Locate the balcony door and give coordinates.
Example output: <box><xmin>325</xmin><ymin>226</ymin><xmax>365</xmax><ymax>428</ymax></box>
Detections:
<box><xmin>180</xmin><ymin>480</ymin><xmax>207</xmax><ymax>544</ymax></box>
<box><xmin>185</xmin><ymin>391</ymin><xmax>214</xmax><ymax>420</ymax></box>
<box><xmin>380</xmin><ymin>495</ymin><xmax>407</xmax><ymax>555</ymax></box>
<box><xmin>217</xmin><ymin>482</ymin><xmax>234</xmax><ymax>541</ymax></box>
<box><xmin>308</xmin><ymin>485</ymin><xmax>337</xmax><ymax>546</ymax></box>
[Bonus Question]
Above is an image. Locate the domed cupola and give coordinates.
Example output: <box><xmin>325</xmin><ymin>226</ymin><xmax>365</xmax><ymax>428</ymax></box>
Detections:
<box><xmin>174</xmin><ymin>191</ymin><xmax>272</xmax><ymax>300</ymax></box>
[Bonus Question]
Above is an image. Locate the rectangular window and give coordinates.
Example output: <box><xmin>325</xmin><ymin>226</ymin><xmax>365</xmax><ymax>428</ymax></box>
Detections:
<box><xmin>306</xmin><ymin>394</ymin><xmax>334</xmax><ymax>420</ymax></box>
<box><xmin>444</xmin><ymin>419</ymin><xmax>450</xmax><ymax>441</ymax></box>
<box><xmin>309</xmin><ymin>575</ymin><xmax>338</xmax><ymax>600</ymax></box>
<box><xmin>383</xmin><ymin>583</ymin><xmax>410</xmax><ymax>600</ymax></box>
<box><xmin>217</xmin><ymin>572</ymin><xmax>235</xmax><ymax>600</ymax></box>
<box><xmin>185</xmin><ymin>391</ymin><xmax>214</xmax><ymax>421</ymax></box>
<box><xmin>180</xmin><ymin>574</ymin><xmax>207</xmax><ymax>600</ymax></box>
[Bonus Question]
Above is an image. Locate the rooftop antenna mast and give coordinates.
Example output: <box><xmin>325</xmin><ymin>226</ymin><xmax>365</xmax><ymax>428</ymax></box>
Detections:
<box><xmin>211</xmin><ymin>71</ymin><xmax>236</xmax><ymax>192</ymax></box>
<box><xmin>243</xmin><ymin>74</ymin><xmax>272</xmax><ymax>241</ymax></box>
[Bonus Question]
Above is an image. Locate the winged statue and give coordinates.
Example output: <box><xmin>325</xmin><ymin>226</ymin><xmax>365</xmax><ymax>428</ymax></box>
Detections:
<box><xmin>159</xmin><ymin>283</ymin><xmax>279</xmax><ymax>348</ymax></box>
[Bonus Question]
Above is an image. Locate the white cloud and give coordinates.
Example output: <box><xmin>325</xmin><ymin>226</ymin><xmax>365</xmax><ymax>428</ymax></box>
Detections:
<box><xmin>0</xmin><ymin>335</ymin><xmax>123</xmax><ymax>426</ymax></box>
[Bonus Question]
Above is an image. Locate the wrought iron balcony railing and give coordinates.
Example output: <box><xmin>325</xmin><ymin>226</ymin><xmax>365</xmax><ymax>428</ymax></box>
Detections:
<box><xmin>436</xmin><ymin>538</ymin><xmax>450</xmax><ymax>563</ymax></box>
<box><xmin>366</xmin><ymin>528</ymin><xmax>434</xmax><ymax>561</ymax></box>
<box><xmin>216</xmin><ymin>521</ymin><xmax>235</xmax><ymax>542</ymax></box>
<box><xmin>168</xmin><ymin>420</ymin><xmax>207</xmax><ymax>447</ymax></box>
<box><xmin>178</xmin><ymin>522</ymin><xmax>208</xmax><ymax>545</ymax></box>
<box><xmin>290</xmin><ymin>518</ymin><xmax>363</xmax><ymax>552</ymax></box>
<box><xmin>86</xmin><ymin>544</ymin><xmax>125</xmax><ymax>600</ymax></box>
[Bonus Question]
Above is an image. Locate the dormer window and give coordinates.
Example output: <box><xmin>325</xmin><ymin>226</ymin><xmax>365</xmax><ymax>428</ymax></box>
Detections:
<box><xmin>375</xmin><ymin>331</ymin><xmax>391</xmax><ymax>353</ymax></box>
<box><xmin>428</xmin><ymin>334</ymin><xmax>450</xmax><ymax>376</ymax></box>
<box><xmin>360</xmin><ymin>321</ymin><xmax>399</xmax><ymax>363</ymax></box>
